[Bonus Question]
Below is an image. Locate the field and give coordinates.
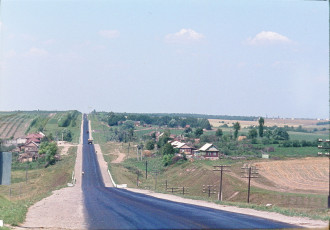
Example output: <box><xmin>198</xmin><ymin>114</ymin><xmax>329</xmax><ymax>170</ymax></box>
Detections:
<box><xmin>209</xmin><ymin>118</ymin><xmax>329</xmax><ymax>129</ymax></box>
<box><xmin>0</xmin><ymin>111</ymin><xmax>82</xmax><ymax>143</ymax></box>
<box><xmin>0</xmin><ymin>113</ymin><xmax>33</xmax><ymax>139</ymax></box>
<box><xmin>255</xmin><ymin>157</ymin><xmax>328</xmax><ymax>194</ymax></box>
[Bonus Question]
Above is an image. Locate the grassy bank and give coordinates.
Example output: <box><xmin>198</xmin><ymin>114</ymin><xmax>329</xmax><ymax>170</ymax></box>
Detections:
<box><xmin>0</xmin><ymin>146</ymin><xmax>77</xmax><ymax>226</ymax></box>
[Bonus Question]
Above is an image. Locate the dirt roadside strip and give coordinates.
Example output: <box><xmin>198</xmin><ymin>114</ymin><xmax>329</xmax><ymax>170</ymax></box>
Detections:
<box><xmin>16</xmin><ymin>115</ymin><xmax>87</xmax><ymax>230</ymax></box>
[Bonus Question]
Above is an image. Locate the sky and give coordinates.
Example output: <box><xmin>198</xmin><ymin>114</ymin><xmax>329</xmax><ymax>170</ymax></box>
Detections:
<box><xmin>0</xmin><ymin>0</ymin><xmax>328</xmax><ymax>119</ymax></box>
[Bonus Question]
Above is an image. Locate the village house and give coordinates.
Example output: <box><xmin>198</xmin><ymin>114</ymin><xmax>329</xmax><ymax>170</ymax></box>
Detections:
<box><xmin>170</xmin><ymin>141</ymin><xmax>195</xmax><ymax>156</ymax></box>
<box><xmin>17</xmin><ymin>132</ymin><xmax>45</xmax><ymax>162</ymax></box>
<box><xmin>178</xmin><ymin>144</ymin><xmax>196</xmax><ymax>156</ymax></box>
<box><xmin>25</xmin><ymin>132</ymin><xmax>44</xmax><ymax>144</ymax></box>
<box><xmin>199</xmin><ymin>143</ymin><xmax>220</xmax><ymax>158</ymax></box>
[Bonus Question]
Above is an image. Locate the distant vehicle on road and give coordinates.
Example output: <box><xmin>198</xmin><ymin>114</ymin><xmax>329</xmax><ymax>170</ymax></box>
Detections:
<box><xmin>88</xmin><ymin>139</ymin><xmax>93</xmax><ymax>144</ymax></box>
<box><xmin>87</xmin><ymin>130</ymin><xmax>89</xmax><ymax>133</ymax></box>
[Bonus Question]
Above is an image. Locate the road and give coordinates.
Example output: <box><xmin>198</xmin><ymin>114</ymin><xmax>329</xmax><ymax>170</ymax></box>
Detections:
<box><xmin>81</xmin><ymin>116</ymin><xmax>297</xmax><ymax>229</ymax></box>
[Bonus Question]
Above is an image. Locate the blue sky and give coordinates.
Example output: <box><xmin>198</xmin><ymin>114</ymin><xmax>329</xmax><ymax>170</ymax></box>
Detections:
<box><xmin>0</xmin><ymin>0</ymin><xmax>328</xmax><ymax>118</ymax></box>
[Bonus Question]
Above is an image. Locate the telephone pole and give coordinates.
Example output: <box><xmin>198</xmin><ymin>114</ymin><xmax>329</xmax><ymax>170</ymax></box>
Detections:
<box><xmin>213</xmin><ymin>165</ymin><xmax>230</xmax><ymax>201</ymax></box>
<box><xmin>145</xmin><ymin>160</ymin><xmax>148</xmax><ymax>179</ymax></box>
<box><xmin>241</xmin><ymin>165</ymin><xmax>258</xmax><ymax>203</ymax></box>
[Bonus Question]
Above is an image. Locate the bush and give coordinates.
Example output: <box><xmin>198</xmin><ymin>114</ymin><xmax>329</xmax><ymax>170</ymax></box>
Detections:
<box><xmin>163</xmin><ymin>154</ymin><xmax>173</xmax><ymax>166</ymax></box>
<box><xmin>145</xmin><ymin>140</ymin><xmax>155</xmax><ymax>150</ymax></box>
<box><xmin>262</xmin><ymin>138</ymin><xmax>270</xmax><ymax>145</ymax></box>
<box><xmin>160</xmin><ymin>143</ymin><xmax>175</xmax><ymax>156</ymax></box>
<box><xmin>251</xmin><ymin>138</ymin><xmax>258</xmax><ymax>144</ymax></box>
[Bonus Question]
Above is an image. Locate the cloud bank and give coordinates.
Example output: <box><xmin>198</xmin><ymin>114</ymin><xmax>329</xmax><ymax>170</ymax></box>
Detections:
<box><xmin>247</xmin><ymin>31</ymin><xmax>291</xmax><ymax>45</ymax></box>
<box><xmin>165</xmin><ymin>29</ymin><xmax>204</xmax><ymax>43</ymax></box>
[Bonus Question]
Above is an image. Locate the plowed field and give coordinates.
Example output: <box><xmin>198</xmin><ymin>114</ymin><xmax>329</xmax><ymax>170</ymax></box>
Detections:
<box><xmin>256</xmin><ymin>157</ymin><xmax>328</xmax><ymax>194</ymax></box>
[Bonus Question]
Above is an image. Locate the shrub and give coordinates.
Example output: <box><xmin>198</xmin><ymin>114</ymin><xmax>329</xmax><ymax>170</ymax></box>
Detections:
<box><xmin>163</xmin><ymin>154</ymin><xmax>173</xmax><ymax>166</ymax></box>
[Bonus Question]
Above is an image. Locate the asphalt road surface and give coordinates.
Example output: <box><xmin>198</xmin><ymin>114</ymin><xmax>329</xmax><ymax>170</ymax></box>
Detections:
<box><xmin>81</xmin><ymin>115</ymin><xmax>297</xmax><ymax>229</ymax></box>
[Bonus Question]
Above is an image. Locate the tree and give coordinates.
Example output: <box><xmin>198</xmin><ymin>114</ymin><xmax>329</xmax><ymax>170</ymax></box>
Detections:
<box><xmin>184</xmin><ymin>127</ymin><xmax>192</xmax><ymax>133</ymax></box>
<box><xmin>122</xmin><ymin>120</ymin><xmax>135</xmax><ymax>130</ymax></box>
<box><xmin>233</xmin><ymin>122</ymin><xmax>241</xmax><ymax>139</ymax></box>
<box><xmin>248</xmin><ymin>128</ymin><xmax>258</xmax><ymax>139</ymax></box>
<box><xmin>258</xmin><ymin>117</ymin><xmax>265</xmax><ymax>137</ymax></box>
<box><xmin>162</xmin><ymin>154</ymin><xmax>174</xmax><ymax>166</ymax></box>
<box><xmin>194</xmin><ymin>128</ymin><xmax>203</xmax><ymax>137</ymax></box>
<box><xmin>39</xmin><ymin>142</ymin><xmax>58</xmax><ymax>167</ymax></box>
<box><xmin>168</xmin><ymin>119</ymin><xmax>177</xmax><ymax>128</ymax></box>
<box><xmin>273</xmin><ymin>128</ymin><xmax>289</xmax><ymax>140</ymax></box>
<box><xmin>161</xmin><ymin>143</ymin><xmax>175</xmax><ymax>156</ymax></box>
<box><xmin>62</xmin><ymin>129</ymin><xmax>72</xmax><ymax>142</ymax></box>
<box><xmin>157</xmin><ymin>130</ymin><xmax>171</xmax><ymax>148</ymax></box>
<box><xmin>215</xmin><ymin>128</ymin><xmax>223</xmax><ymax>137</ymax></box>
<box><xmin>145</xmin><ymin>140</ymin><xmax>155</xmax><ymax>150</ymax></box>
<box><xmin>264</xmin><ymin>130</ymin><xmax>272</xmax><ymax>139</ymax></box>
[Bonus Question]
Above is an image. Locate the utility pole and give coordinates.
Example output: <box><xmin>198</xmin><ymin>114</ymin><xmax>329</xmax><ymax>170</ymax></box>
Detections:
<box><xmin>318</xmin><ymin>138</ymin><xmax>330</xmax><ymax>208</ymax></box>
<box><xmin>25</xmin><ymin>163</ymin><xmax>28</xmax><ymax>183</ymax></box>
<box><xmin>202</xmin><ymin>185</ymin><xmax>216</xmax><ymax>198</ymax></box>
<box><xmin>140</xmin><ymin>144</ymin><xmax>143</xmax><ymax>161</ymax></box>
<box><xmin>213</xmin><ymin>165</ymin><xmax>231</xmax><ymax>201</ymax></box>
<box><xmin>151</xmin><ymin>170</ymin><xmax>159</xmax><ymax>190</ymax></box>
<box><xmin>127</xmin><ymin>142</ymin><xmax>130</xmax><ymax>159</ymax></box>
<box><xmin>241</xmin><ymin>165</ymin><xmax>259</xmax><ymax>203</ymax></box>
<box><xmin>136</xmin><ymin>144</ymin><xmax>139</xmax><ymax>161</ymax></box>
<box><xmin>145</xmin><ymin>161</ymin><xmax>148</xmax><ymax>179</ymax></box>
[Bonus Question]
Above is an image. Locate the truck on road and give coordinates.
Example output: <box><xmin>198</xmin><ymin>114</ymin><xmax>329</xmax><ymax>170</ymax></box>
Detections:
<box><xmin>88</xmin><ymin>139</ymin><xmax>93</xmax><ymax>144</ymax></box>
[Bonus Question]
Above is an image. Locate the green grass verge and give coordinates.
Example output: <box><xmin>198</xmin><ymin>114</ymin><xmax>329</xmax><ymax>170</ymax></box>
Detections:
<box><xmin>0</xmin><ymin>146</ymin><xmax>77</xmax><ymax>226</ymax></box>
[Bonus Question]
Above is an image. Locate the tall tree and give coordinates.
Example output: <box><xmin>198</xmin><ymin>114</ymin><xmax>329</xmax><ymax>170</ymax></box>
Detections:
<box><xmin>215</xmin><ymin>128</ymin><xmax>223</xmax><ymax>137</ymax></box>
<box><xmin>194</xmin><ymin>128</ymin><xmax>203</xmax><ymax>137</ymax></box>
<box><xmin>258</xmin><ymin>117</ymin><xmax>265</xmax><ymax>137</ymax></box>
<box><xmin>233</xmin><ymin>122</ymin><xmax>241</xmax><ymax>139</ymax></box>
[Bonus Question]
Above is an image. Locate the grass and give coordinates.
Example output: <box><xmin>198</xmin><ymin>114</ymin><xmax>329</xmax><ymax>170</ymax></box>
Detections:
<box><xmin>43</xmin><ymin>112</ymin><xmax>82</xmax><ymax>143</ymax></box>
<box><xmin>0</xmin><ymin>146</ymin><xmax>77</xmax><ymax>226</ymax></box>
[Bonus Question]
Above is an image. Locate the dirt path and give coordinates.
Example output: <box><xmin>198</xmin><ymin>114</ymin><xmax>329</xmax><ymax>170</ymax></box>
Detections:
<box><xmin>111</xmin><ymin>149</ymin><xmax>126</xmax><ymax>163</ymax></box>
<box><xmin>57</xmin><ymin>141</ymin><xmax>78</xmax><ymax>155</ymax></box>
<box><xmin>17</xmin><ymin>115</ymin><xmax>87</xmax><ymax>229</ymax></box>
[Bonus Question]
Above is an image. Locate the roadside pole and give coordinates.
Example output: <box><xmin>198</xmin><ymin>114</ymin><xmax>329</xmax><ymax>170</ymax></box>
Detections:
<box><xmin>241</xmin><ymin>165</ymin><xmax>258</xmax><ymax>203</ymax></box>
<box><xmin>213</xmin><ymin>165</ymin><xmax>230</xmax><ymax>201</ymax></box>
<box><xmin>145</xmin><ymin>161</ymin><xmax>148</xmax><ymax>179</ymax></box>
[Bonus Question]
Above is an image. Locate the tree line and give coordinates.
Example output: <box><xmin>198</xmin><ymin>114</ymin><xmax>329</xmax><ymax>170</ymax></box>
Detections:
<box><xmin>101</xmin><ymin>112</ymin><xmax>212</xmax><ymax>130</ymax></box>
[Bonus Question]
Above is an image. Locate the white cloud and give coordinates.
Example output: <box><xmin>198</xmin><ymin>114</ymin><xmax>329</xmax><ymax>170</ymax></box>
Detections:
<box><xmin>165</xmin><ymin>29</ymin><xmax>204</xmax><ymax>43</ymax></box>
<box><xmin>99</xmin><ymin>30</ymin><xmax>120</xmax><ymax>39</ymax></box>
<box><xmin>24</xmin><ymin>47</ymin><xmax>48</xmax><ymax>57</ymax></box>
<box><xmin>247</xmin><ymin>31</ymin><xmax>291</xmax><ymax>45</ymax></box>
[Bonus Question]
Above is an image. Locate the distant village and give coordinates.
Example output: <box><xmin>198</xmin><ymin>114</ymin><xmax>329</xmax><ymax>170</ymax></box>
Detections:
<box><xmin>3</xmin><ymin>132</ymin><xmax>46</xmax><ymax>162</ymax></box>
